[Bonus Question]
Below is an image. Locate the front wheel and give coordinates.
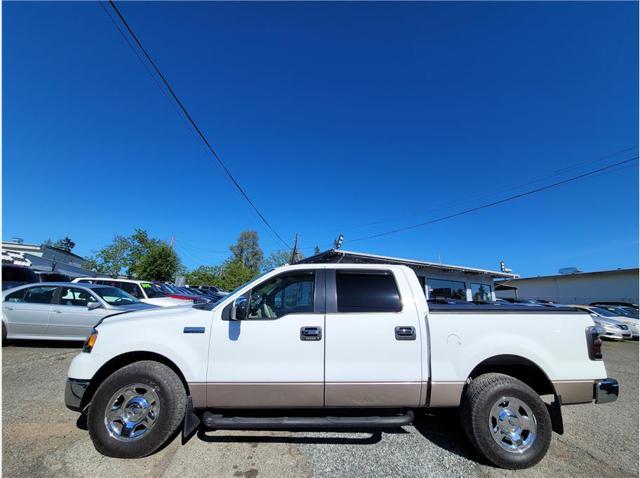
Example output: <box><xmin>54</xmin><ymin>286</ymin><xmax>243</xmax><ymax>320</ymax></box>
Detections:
<box><xmin>460</xmin><ymin>373</ymin><xmax>552</xmax><ymax>469</ymax></box>
<box><xmin>87</xmin><ymin>361</ymin><xmax>186</xmax><ymax>458</ymax></box>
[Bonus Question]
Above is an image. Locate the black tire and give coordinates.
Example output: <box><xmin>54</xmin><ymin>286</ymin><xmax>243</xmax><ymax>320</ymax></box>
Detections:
<box><xmin>87</xmin><ymin>361</ymin><xmax>186</xmax><ymax>458</ymax></box>
<box><xmin>2</xmin><ymin>322</ymin><xmax>7</xmax><ymax>346</ymax></box>
<box><xmin>460</xmin><ymin>373</ymin><xmax>552</xmax><ymax>469</ymax></box>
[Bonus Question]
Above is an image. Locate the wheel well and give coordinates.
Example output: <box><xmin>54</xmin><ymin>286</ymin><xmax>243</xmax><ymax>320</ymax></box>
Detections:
<box><xmin>80</xmin><ymin>351</ymin><xmax>190</xmax><ymax>410</ymax></box>
<box><xmin>467</xmin><ymin>355</ymin><xmax>555</xmax><ymax>396</ymax></box>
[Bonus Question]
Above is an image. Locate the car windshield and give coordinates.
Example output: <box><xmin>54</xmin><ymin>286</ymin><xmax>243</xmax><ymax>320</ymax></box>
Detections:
<box><xmin>94</xmin><ymin>287</ymin><xmax>139</xmax><ymax>305</ymax></box>
<box><xmin>140</xmin><ymin>282</ymin><xmax>167</xmax><ymax>298</ymax></box>
<box><xmin>591</xmin><ymin>307</ymin><xmax>618</xmax><ymax>317</ymax></box>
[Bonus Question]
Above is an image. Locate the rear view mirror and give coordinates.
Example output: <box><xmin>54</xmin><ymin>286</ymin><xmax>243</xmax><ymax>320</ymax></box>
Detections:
<box><xmin>232</xmin><ymin>296</ymin><xmax>248</xmax><ymax>321</ymax></box>
<box><xmin>88</xmin><ymin>302</ymin><xmax>103</xmax><ymax>311</ymax></box>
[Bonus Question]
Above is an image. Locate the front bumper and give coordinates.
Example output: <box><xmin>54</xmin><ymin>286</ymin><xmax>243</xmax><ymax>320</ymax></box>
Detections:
<box><xmin>65</xmin><ymin>378</ymin><xmax>90</xmax><ymax>411</ymax></box>
<box><xmin>595</xmin><ymin>378</ymin><xmax>619</xmax><ymax>404</ymax></box>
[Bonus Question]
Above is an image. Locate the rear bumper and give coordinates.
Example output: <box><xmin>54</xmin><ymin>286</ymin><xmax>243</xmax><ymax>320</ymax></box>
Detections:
<box><xmin>65</xmin><ymin>378</ymin><xmax>90</xmax><ymax>411</ymax></box>
<box><xmin>594</xmin><ymin>378</ymin><xmax>619</xmax><ymax>404</ymax></box>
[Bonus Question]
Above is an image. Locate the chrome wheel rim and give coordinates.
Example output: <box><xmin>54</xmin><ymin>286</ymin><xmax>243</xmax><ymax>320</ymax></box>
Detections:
<box><xmin>489</xmin><ymin>396</ymin><xmax>537</xmax><ymax>453</ymax></box>
<box><xmin>104</xmin><ymin>383</ymin><xmax>160</xmax><ymax>441</ymax></box>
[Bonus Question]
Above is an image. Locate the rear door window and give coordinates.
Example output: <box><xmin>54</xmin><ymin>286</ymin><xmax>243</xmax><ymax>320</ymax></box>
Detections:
<box><xmin>23</xmin><ymin>286</ymin><xmax>58</xmax><ymax>304</ymax></box>
<box><xmin>336</xmin><ymin>271</ymin><xmax>402</xmax><ymax>313</ymax></box>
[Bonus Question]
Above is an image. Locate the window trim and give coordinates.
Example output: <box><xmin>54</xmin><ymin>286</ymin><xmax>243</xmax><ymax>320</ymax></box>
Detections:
<box><xmin>222</xmin><ymin>270</ymin><xmax>323</xmax><ymax>321</ymax></box>
<box><xmin>328</xmin><ymin>269</ymin><xmax>404</xmax><ymax>314</ymax></box>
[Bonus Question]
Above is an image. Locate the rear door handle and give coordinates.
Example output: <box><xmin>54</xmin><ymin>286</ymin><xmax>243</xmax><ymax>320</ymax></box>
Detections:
<box><xmin>395</xmin><ymin>326</ymin><xmax>416</xmax><ymax>341</ymax></box>
<box><xmin>300</xmin><ymin>326</ymin><xmax>322</xmax><ymax>341</ymax></box>
<box><xmin>53</xmin><ymin>310</ymin><xmax>62</xmax><ymax>314</ymax></box>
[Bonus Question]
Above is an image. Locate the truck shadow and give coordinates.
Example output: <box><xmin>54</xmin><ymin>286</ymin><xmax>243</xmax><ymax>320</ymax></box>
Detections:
<box><xmin>412</xmin><ymin>409</ymin><xmax>487</xmax><ymax>464</ymax></box>
<box><xmin>196</xmin><ymin>427</ymin><xmax>409</xmax><ymax>446</ymax></box>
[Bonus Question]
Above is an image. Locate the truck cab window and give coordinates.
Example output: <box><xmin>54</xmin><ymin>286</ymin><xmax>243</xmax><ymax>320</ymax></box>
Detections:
<box><xmin>336</xmin><ymin>271</ymin><xmax>402</xmax><ymax>313</ymax></box>
<box><xmin>248</xmin><ymin>272</ymin><xmax>315</xmax><ymax>319</ymax></box>
<box><xmin>471</xmin><ymin>283</ymin><xmax>492</xmax><ymax>301</ymax></box>
<box><xmin>427</xmin><ymin>278</ymin><xmax>466</xmax><ymax>300</ymax></box>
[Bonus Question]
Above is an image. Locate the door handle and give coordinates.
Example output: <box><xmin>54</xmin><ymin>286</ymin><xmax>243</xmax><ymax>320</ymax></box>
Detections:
<box><xmin>395</xmin><ymin>326</ymin><xmax>416</xmax><ymax>341</ymax></box>
<box><xmin>300</xmin><ymin>326</ymin><xmax>322</xmax><ymax>341</ymax></box>
<box><xmin>53</xmin><ymin>310</ymin><xmax>62</xmax><ymax>314</ymax></box>
<box><xmin>6</xmin><ymin>307</ymin><xmax>14</xmax><ymax>311</ymax></box>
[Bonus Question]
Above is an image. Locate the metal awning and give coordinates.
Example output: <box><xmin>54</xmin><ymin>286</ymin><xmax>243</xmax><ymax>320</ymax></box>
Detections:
<box><xmin>299</xmin><ymin>249</ymin><xmax>518</xmax><ymax>279</ymax></box>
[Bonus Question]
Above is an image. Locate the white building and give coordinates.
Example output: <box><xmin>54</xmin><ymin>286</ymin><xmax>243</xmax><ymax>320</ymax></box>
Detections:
<box><xmin>495</xmin><ymin>268</ymin><xmax>639</xmax><ymax>305</ymax></box>
<box><xmin>2</xmin><ymin>241</ymin><xmax>95</xmax><ymax>278</ymax></box>
<box><xmin>299</xmin><ymin>249</ymin><xmax>517</xmax><ymax>301</ymax></box>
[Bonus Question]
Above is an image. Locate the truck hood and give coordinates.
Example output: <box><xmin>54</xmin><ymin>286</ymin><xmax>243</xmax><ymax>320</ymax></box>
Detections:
<box><xmin>99</xmin><ymin>303</ymin><xmax>205</xmax><ymax>326</ymax></box>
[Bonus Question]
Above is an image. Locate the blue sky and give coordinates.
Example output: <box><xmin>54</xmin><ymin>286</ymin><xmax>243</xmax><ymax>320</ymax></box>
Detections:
<box><xmin>3</xmin><ymin>1</ymin><xmax>638</xmax><ymax>277</ymax></box>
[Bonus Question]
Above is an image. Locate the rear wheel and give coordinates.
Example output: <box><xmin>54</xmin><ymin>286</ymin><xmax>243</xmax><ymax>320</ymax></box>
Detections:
<box><xmin>461</xmin><ymin>373</ymin><xmax>552</xmax><ymax>469</ymax></box>
<box><xmin>87</xmin><ymin>361</ymin><xmax>186</xmax><ymax>458</ymax></box>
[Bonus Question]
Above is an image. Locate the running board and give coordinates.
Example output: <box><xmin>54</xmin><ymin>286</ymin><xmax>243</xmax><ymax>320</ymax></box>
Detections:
<box><xmin>201</xmin><ymin>410</ymin><xmax>414</xmax><ymax>430</ymax></box>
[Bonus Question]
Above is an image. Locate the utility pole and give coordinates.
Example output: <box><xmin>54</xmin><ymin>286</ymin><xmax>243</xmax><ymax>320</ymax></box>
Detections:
<box><xmin>169</xmin><ymin>236</ymin><xmax>175</xmax><ymax>249</ymax></box>
<box><xmin>290</xmin><ymin>234</ymin><xmax>301</xmax><ymax>264</ymax></box>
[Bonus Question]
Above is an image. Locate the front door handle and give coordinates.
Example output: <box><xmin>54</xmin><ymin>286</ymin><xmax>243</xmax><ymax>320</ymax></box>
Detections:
<box><xmin>395</xmin><ymin>326</ymin><xmax>416</xmax><ymax>341</ymax></box>
<box><xmin>5</xmin><ymin>306</ymin><xmax>14</xmax><ymax>311</ymax></box>
<box><xmin>53</xmin><ymin>310</ymin><xmax>62</xmax><ymax>314</ymax></box>
<box><xmin>300</xmin><ymin>326</ymin><xmax>322</xmax><ymax>341</ymax></box>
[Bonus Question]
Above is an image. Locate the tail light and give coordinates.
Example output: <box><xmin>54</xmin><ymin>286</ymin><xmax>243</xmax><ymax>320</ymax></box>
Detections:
<box><xmin>586</xmin><ymin>326</ymin><xmax>603</xmax><ymax>360</ymax></box>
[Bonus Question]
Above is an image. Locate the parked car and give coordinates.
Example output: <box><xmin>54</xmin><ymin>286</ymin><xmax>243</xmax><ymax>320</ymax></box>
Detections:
<box><xmin>66</xmin><ymin>264</ymin><xmax>617</xmax><ymax>468</ymax></box>
<box><xmin>591</xmin><ymin>304</ymin><xmax>639</xmax><ymax>319</ymax></box>
<box><xmin>572</xmin><ymin>305</ymin><xmax>636</xmax><ymax>340</ymax></box>
<box><xmin>155</xmin><ymin>283</ymin><xmax>205</xmax><ymax>303</ymax></box>
<box><xmin>590</xmin><ymin>301</ymin><xmax>638</xmax><ymax>310</ymax></box>
<box><xmin>2</xmin><ymin>282</ymin><xmax>157</xmax><ymax>342</ymax></box>
<box><xmin>187</xmin><ymin>287</ymin><xmax>225</xmax><ymax>302</ymax></box>
<box><xmin>2</xmin><ymin>264</ymin><xmax>39</xmax><ymax>290</ymax></box>
<box><xmin>72</xmin><ymin>278</ymin><xmax>186</xmax><ymax>307</ymax></box>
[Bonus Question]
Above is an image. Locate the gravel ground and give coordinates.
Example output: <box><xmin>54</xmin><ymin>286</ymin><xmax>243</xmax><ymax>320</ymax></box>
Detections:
<box><xmin>2</xmin><ymin>340</ymin><xmax>637</xmax><ymax>477</ymax></box>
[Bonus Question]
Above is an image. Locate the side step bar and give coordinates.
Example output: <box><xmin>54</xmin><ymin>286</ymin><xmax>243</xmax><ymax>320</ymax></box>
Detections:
<box><xmin>202</xmin><ymin>410</ymin><xmax>414</xmax><ymax>430</ymax></box>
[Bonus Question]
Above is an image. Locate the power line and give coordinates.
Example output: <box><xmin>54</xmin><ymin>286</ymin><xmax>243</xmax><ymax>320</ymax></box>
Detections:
<box><xmin>106</xmin><ymin>1</ymin><xmax>291</xmax><ymax>250</ymax></box>
<box><xmin>349</xmin><ymin>156</ymin><xmax>638</xmax><ymax>243</ymax></box>
<box><xmin>306</xmin><ymin>145</ymin><xmax>639</xmax><ymax>237</ymax></box>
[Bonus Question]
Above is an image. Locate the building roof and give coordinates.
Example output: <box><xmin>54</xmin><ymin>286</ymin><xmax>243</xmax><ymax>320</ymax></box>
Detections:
<box><xmin>498</xmin><ymin>267</ymin><xmax>639</xmax><ymax>284</ymax></box>
<box><xmin>298</xmin><ymin>249</ymin><xmax>518</xmax><ymax>279</ymax></box>
<box><xmin>2</xmin><ymin>241</ymin><xmax>86</xmax><ymax>261</ymax></box>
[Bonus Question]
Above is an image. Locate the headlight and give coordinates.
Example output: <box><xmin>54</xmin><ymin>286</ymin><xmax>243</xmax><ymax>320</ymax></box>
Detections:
<box><xmin>83</xmin><ymin>329</ymin><xmax>98</xmax><ymax>353</ymax></box>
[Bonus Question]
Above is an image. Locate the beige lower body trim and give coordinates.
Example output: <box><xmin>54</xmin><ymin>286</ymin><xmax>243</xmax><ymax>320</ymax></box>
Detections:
<box><xmin>190</xmin><ymin>383</ymin><xmax>208</xmax><ymax>408</ymax></box>
<box><xmin>189</xmin><ymin>381</ymin><xmax>426</xmax><ymax>408</ymax></box>
<box><xmin>204</xmin><ymin>382</ymin><xmax>324</xmax><ymax>408</ymax></box>
<box><xmin>429</xmin><ymin>381</ymin><xmax>465</xmax><ymax>407</ymax></box>
<box><xmin>553</xmin><ymin>380</ymin><xmax>595</xmax><ymax>404</ymax></box>
<box><xmin>325</xmin><ymin>382</ymin><xmax>423</xmax><ymax>407</ymax></box>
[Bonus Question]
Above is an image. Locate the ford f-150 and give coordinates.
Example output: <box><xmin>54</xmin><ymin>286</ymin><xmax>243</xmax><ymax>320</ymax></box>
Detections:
<box><xmin>65</xmin><ymin>264</ymin><xmax>618</xmax><ymax>468</ymax></box>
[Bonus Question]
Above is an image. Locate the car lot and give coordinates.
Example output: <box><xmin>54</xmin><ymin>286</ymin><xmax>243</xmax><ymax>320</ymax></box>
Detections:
<box><xmin>2</xmin><ymin>340</ymin><xmax>637</xmax><ymax>477</ymax></box>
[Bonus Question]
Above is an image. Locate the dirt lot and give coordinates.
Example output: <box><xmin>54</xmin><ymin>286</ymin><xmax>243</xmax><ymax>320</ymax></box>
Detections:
<box><xmin>2</xmin><ymin>340</ymin><xmax>638</xmax><ymax>477</ymax></box>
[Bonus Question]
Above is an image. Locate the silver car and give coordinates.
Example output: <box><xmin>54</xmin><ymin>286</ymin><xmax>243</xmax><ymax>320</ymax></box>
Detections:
<box><xmin>2</xmin><ymin>282</ymin><xmax>157</xmax><ymax>342</ymax></box>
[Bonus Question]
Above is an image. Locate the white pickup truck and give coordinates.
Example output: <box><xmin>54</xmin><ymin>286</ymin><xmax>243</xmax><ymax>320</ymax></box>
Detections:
<box><xmin>65</xmin><ymin>264</ymin><xmax>618</xmax><ymax>468</ymax></box>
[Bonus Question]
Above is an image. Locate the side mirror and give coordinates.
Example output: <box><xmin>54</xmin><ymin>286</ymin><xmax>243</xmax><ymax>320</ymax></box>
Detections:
<box><xmin>231</xmin><ymin>296</ymin><xmax>248</xmax><ymax>321</ymax></box>
<box><xmin>88</xmin><ymin>302</ymin><xmax>103</xmax><ymax>311</ymax></box>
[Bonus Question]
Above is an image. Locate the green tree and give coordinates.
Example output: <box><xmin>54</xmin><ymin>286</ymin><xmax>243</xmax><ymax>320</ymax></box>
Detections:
<box><xmin>127</xmin><ymin>229</ymin><xmax>162</xmax><ymax>277</ymax></box>
<box><xmin>185</xmin><ymin>265</ymin><xmax>220</xmax><ymax>286</ymax></box>
<box><xmin>91</xmin><ymin>235</ymin><xmax>132</xmax><ymax>277</ymax></box>
<box><xmin>43</xmin><ymin>237</ymin><xmax>76</xmax><ymax>252</ymax></box>
<box><xmin>216</xmin><ymin>258</ymin><xmax>255</xmax><ymax>290</ymax></box>
<box><xmin>229</xmin><ymin>230</ymin><xmax>263</xmax><ymax>273</ymax></box>
<box><xmin>262</xmin><ymin>250</ymin><xmax>291</xmax><ymax>272</ymax></box>
<box><xmin>135</xmin><ymin>243</ymin><xmax>181</xmax><ymax>281</ymax></box>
